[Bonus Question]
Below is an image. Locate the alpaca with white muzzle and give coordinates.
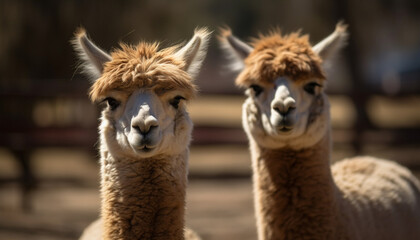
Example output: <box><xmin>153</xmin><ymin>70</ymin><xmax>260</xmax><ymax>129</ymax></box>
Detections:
<box><xmin>220</xmin><ymin>23</ymin><xmax>420</xmax><ymax>240</ymax></box>
<box><xmin>73</xmin><ymin>27</ymin><xmax>210</xmax><ymax>240</ymax></box>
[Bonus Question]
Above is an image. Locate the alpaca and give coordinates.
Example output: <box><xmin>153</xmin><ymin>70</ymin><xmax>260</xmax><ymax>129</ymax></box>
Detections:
<box><xmin>220</xmin><ymin>23</ymin><xmax>420</xmax><ymax>240</ymax></box>
<box><xmin>73</xmin><ymin>27</ymin><xmax>210</xmax><ymax>240</ymax></box>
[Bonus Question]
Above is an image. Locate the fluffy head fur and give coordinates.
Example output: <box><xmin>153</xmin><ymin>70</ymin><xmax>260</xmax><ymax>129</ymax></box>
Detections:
<box><xmin>90</xmin><ymin>43</ymin><xmax>197</xmax><ymax>102</ymax></box>
<box><xmin>237</xmin><ymin>30</ymin><xmax>326</xmax><ymax>87</ymax></box>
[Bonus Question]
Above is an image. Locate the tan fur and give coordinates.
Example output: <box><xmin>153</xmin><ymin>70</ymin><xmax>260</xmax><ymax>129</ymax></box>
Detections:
<box><xmin>90</xmin><ymin>43</ymin><xmax>197</xmax><ymax>102</ymax></box>
<box><xmin>251</xmin><ymin>135</ymin><xmax>341</xmax><ymax>239</ymax></box>
<box><xmin>98</xmin><ymin>152</ymin><xmax>188</xmax><ymax>240</ymax></box>
<box><xmin>74</xmin><ymin>28</ymin><xmax>209</xmax><ymax>240</ymax></box>
<box><xmin>221</xmin><ymin>23</ymin><xmax>420</xmax><ymax>240</ymax></box>
<box><xmin>236</xmin><ymin>30</ymin><xmax>325</xmax><ymax>88</ymax></box>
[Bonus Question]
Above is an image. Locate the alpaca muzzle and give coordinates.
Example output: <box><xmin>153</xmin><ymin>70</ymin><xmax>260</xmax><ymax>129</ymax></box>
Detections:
<box><xmin>127</xmin><ymin>93</ymin><xmax>161</xmax><ymax>152</ymax></box>
<box><xmin>270</xmin><ymin>81</ymin><xmax>297</xmax><ymax>132</ymax></box>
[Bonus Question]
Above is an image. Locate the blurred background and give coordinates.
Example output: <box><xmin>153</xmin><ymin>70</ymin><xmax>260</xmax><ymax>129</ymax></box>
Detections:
<box><xmin>1</xmin><ymin>0</ymin><xmax>420</xmax><ymax>239</ymax></box>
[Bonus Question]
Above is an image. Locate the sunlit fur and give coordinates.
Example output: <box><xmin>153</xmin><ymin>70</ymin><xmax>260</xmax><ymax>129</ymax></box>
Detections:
<box><xmin>74</xmin><ymin>28</ymin><xmax>210</xmax><ymax>240</ymax></box>
<box><xmin>237</xmin><ymin>30</ymin><xmax>325</xmax><ymax>87</ymax></box>
<box><xmin>90</xmin><ymin>43</ymin><xmax>196</xmax><ymax>102</ymax></box>
<box><xmin>220</xmin><ymin>23</ymin><xmax>420</xmax><ymax>240</ymax></box>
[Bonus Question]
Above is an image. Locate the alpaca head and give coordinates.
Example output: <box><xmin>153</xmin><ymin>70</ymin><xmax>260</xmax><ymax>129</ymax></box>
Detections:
<box><xmin>220</xmin><ymin>23</ymin><xmax>347</xmax><ymax>149</ymax></box>
<box><xmin>73</xmin><ymin>28</ymin><xmax>210</xmax><ymax>159</ymax></box>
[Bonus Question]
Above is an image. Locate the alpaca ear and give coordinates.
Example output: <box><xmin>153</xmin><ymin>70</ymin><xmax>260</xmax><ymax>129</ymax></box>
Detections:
<box><xmin>175</xmin><ymin>28</ymin><xmax>211</xmax><ymax>79</ymax></box>
<box><xmin>313</xmin><ymin>22</ymin><xmax>348</xmax><ymax>64</ymax></box>
<box><xmin>72</xmin><ymin>28</ymin><xmax>112</xmax><ymax>80</ymax></box>
<box><xmin>218</xmin><ymin>27</ymin><xmax>253</xmax><ymax>71</ymax></box>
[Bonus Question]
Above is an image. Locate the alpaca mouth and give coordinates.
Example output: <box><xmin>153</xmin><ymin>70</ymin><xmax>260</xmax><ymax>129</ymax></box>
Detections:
<box><xmin>132</xmin><ymin>143</ymin><xmax>156</xmax><ymax>153</ymax></box>
<box><xmin>276</xmin><ymin>125</ymin><xmax>293</xmax><ymax>134</ymax></box>
<box><xmin>274</xmin><ymin>120</ymin><xmax>293</xmax><ymax>133</ymax></box>
<box><xmin>140</xmin><ymin>146</ymin><xmax>154</xmax><ymax>152</ymax></box>
<box><xmin>134</xmin><ymin>145</ymin><xmax>155</xmax><ymax>153</ymax></box>
<box><xmin>279</xmin><ymin>126</ymin><xmax>292</xmax><ymax>132</ymax></box>
<box><xmin>129</xmin><ymin>136</ymin><xmax>158</xmax><ymax>153</ymax></box>
<box><xmin>271</xmin><ymin>116</ymin><xmax>294</xmax><ymax>134</ymax></box>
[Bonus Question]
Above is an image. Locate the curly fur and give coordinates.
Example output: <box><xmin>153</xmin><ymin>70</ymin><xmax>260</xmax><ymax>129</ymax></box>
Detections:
<box><xmin>236</xmin><ymin>30</ymin><xmax>325</xmax><ymax>88</ymax></box>
<box><xmin>97</xmin><ymin>151</ymin><xmax>188</xmax><ymax>239</ymax></box>
<box><xmin>90</xmin><ymin>43</ymin><xmax>196</xmax><ymax>102</ymax></box>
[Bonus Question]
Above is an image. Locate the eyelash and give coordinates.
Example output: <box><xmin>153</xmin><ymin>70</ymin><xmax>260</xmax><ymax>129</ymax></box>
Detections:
<box><xmin>304</xmin><ymin>82</ymin><xmax>322</xmax><ymax>95</ymax></box>
<box><xmin>249</xmin><ymin>84</ymin><xmax>263</xmax><ymax>96</ymax></box>
<box><xmin>169</xmin><ymin>96</ymin><xmax>185</xmax><ymax>109</ymax></box>
<box><xmin>103</xmin><ymin>97</ymin><xmax>120</xmax><ymax>110</ymax></box>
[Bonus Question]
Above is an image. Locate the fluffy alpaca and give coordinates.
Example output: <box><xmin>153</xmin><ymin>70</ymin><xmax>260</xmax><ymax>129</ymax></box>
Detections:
<box><xmin>73</xmin><ymin>27</ymin><xmax>210</xmax><ymax>240</ymax></box>
<box><xmin>220</xmin><ymin>23</ymin><xmax>420</xmax><ymax>240</ymax></box>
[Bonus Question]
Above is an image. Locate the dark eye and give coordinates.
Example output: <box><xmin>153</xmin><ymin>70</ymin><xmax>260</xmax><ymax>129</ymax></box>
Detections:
<box><xmin>304</xmin><ymin>82</ymin><xmax>322</xmax><ymax>95</ymax></box>
<box><xmin>249</xmin><ymin>84</ymin><xmax>263</xmax><ymax>96</ymax></box>
<box><xmin>104</xmin><ymin>97</ymin><xmax>120</xmax><ymax>110</ymax></box>
<box><xmin>170</xmin><ymin>96</ymin><xmax>185</xmax><ymax>109</ymax></box>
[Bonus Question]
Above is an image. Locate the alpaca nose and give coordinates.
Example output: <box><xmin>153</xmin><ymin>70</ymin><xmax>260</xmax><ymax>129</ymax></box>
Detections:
<box><xmin>272</xmin><ymin>97</ymin><xmax>296</xmax><ymax>116</ymax></box>
<box><xmin>132</xmin><ymin>115</ymin><xmax>158</xmax><ymax>136</ymax></box>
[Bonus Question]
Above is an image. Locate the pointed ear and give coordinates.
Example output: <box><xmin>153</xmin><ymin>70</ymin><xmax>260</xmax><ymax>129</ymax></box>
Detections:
<box><xmin>313</xmin><ymin>22</ymin><xmax>349</xmax><ymax>64</ymax></box>
<box><xmin>72</xmin><ymin>28</ymin><xmax>112</xmax><ymax>80</ymax></box>
<box><xmin>218</xmin><ymin>27</ymin><xmax>253</xmax><ymax>71</ymax></box>
<box><xmin>174</xmin><ymin>28</ymin><xmax>211</xmax><ymax>79</ymax></box>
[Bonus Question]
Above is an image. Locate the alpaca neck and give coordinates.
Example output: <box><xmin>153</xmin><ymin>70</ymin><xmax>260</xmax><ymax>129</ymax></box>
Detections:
<box><xmin>251</xmin><ymin>133</ymin><xmax>340</xmax><ymax>240</ymax></box>
<box><xmin>100</xmin><ymin>150</ymin><xmax>187</xmax><ymax>240</ymax></box>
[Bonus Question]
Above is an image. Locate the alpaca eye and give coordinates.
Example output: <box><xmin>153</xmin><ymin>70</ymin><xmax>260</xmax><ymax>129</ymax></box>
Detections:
<box><xmin>304</xmin><ymin>82</ymin><xmax>322</xmax><ymax>95</ymax></box>
<box><xmin>170</xmin><ymin>96</ymin><xmax>185</xmax><ymax>109</ymax></box>
<box><xmin>104</xmin><ymin>97</ymin><xmax>120</xmax><ymax>110</ymax></box>
<box><xmin>249</xmin><ymin>84</ymin><xmax>263</xmax><ymax>96</ymax></box>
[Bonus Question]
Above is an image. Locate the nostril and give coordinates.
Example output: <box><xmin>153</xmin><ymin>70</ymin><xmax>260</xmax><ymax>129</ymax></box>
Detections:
<box><xmin>274</xmin><ymin>106</ymin><xmax>295</xmax><ymax>116</ymax></box>
<box><xmin>132</xmin><ymin>124</ymin><xmax>158</xmax><ymax>135</ymax></box>
<box><xmin>286</xmin><ymin>106</ymin><xmax>295</xmax><ymax>115</ymax></box>
<box><xmin>148</xmin><ymin>125</ymin><xmax>158</xmax><ymax>132</ymax></box>
<box><xmin>132</xmin><ymin>125</ymin><xmax>142</xmax><ymax>133</ymax></box>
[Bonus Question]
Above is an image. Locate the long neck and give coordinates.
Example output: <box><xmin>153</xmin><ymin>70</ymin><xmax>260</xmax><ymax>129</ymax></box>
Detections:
<box><xmin>251</xmin><ymin>133</ymin><xmax>340</xmax><ymax>240</ymax></box>
<box><xmin>100</xmin><ymin>151</ymin><xmax>187</xmax><ymax>240</ymax></box>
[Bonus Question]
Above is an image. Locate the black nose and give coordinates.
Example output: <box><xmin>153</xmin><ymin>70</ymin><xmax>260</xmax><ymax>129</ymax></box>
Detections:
<box><xmin>132</xmin><ymin>125</ymin><xmax>157</xmax><ymax>136</ymax></box>
<box><xmin>273</xmin><ymin>106</ymin><xmax>295</xmax><ymax>116</ymax></box>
